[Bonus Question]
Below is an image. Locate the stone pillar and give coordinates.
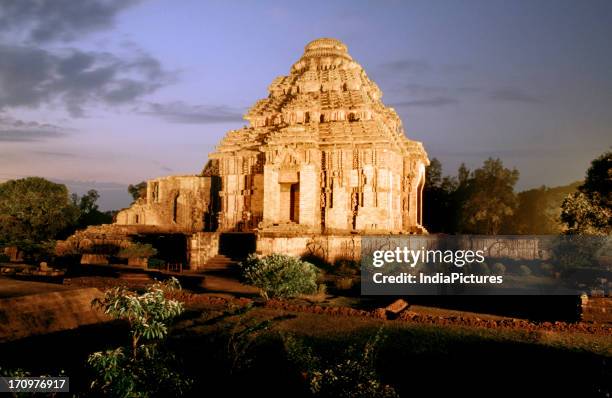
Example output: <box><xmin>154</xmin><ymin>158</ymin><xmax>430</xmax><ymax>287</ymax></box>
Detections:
<box><xmin>263</xmin><ymin>165</ymin><xmax>280</xmax><ymax>223</ymax></box>
<box><xmin>298</xmin><ymin>163</ymin><xmax>317</xmax><ymax>227</ymax></box>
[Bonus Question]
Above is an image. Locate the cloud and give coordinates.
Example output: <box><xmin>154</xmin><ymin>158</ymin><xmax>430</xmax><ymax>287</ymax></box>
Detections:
<box><xmin>31</xmin><ymin>150</ymin><xmax>78</xmax><ymax>158</ymax></box>
<box><xmin>143</xmin><ymin>102</ymin><xmax>245</xmax><ymax>124</ymax></box>
<box><xmin>432</xmin><ymin>148</ymin><xmax>560</xmax><ymax>159</ymax></box>
<box><xmin>0</xmin><ymin>129</ymin><xmax>65</xmax><ymax>142</ymax></box>
<box><xmin>391</xmin><ymin>97</ymin><xmax>459</xmax><ymax>108</ymax></box>
<box><xmin>379</xmin><ymin>59</ymin><xmax>431</xmax><ymax>74</ymax></box>
<box><xmin>0</xmin><ymin>0</ymin><xmax>141</xmax><ymax>43</ymax></box>
<box><xmin>152</xmin><ymin>160</ymin><xmax>174</xmax><ymax>173</ymax></box>
<box><xmin>489</xmin><ymin>88</ymin><xmax>541</xmax><ymax>103</ymax></box>
<box><xmin>0</xmin><ymin>115</ymin><xmax>68</xmax><ymax>142</ymax></box>
<box><xmin>400</xmin><ymin>84</ymin><xmax>450</xmax><ymax>96</ymax></box>
<box><xmin>0</xmin><ymin>44</ymin><xmax>170</xmax><ymax>116</ymax></box>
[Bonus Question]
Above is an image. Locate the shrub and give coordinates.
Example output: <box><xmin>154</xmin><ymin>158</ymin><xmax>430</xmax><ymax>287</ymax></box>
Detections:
<box><xmin>518</xmin><ymin>265</ymin><xmax>532</xmax><ymax>276</ymax></box>
<box><xmin>0</xmin><ymin>253</ymin><xmax>9</xmax><ymax>263</ymax></box>
<box><xmin>334</xmin><ymin>277</ymin><xmax>355</xmax><ymax>291</ymax></box>
<box><xmin>334</xmin><ymin>259</ymin><xmax>359</xmax><ymax>276</ymax></box>
<box><xmin>88</xmin><ymin>278</ymin><xmax>190</xmax><ymax>396</ymax></box>
<box><xmin>117</xmin><ymin>243</ymin><xmax>157</xmax><ymax>259</ymax></box>
<box><xmin>491</xmin><ymin>263</ymin><xmax>506</xmax><ymax>275</ymax></box>
<box><xmin>239</xmin><ymin>253</ymin><xmax>318</xmax><ymax>299</ymax></box>
<box><xmin>284</xmin><ymin>328</ymin><xmax>399</xmax><ymax>398</ymax></box>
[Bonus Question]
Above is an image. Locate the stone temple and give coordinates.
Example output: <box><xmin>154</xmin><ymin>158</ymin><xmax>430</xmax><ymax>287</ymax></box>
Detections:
<box><xmin>63</xmin><ymin>38</ymin><xmax>429</xmax><ymax>268</ymax></box>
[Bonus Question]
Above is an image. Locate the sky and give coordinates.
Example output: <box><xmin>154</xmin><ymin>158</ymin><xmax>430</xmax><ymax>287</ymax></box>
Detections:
<box><xmin>0</xmin><ymin>0</ymin><xmax>610</xmax><ymax>210</ymax></box>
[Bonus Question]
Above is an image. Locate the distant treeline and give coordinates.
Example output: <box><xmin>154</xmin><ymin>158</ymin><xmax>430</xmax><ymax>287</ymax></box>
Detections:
<box><xmin>423</xmin><ymin>150</ymin><xmax>611</xmax><ymax>235</ymax></box>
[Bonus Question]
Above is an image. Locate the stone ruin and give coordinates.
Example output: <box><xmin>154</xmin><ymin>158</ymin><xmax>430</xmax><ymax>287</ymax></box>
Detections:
<box><xmin>61</xmin><ymin>38</ymin><xmax>430</xmax><ymax>269</ymax></box>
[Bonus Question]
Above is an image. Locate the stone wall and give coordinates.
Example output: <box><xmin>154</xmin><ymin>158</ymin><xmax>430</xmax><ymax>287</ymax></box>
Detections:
<box><xmin>189</xmin><ymin>232</ymin><xmax>220</xmax><ymax>270</ymax></box>
<box><xmin>256</xmin><ymin>234</ymin><xmax>553</xmax><ymax>264</ymax></box>
<box><xmin>116</xmin><ymin>175</ymin><xmax>213</xmax><ymax>233</ymax></box>
<box><xmin>256</xmin><ymin>233</ymin><xmax>361</xmax><ymax>264</ymax></box>
<box><xmin>581</xmin><ymin>296</ymin><xmax>612</xmax><ymax>323</ymax></box>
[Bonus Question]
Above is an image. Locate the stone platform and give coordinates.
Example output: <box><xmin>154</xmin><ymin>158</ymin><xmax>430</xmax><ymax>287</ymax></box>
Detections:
<box><xmin>0</xmin><ymin>277</ymin><xmax>109</xmax><ymax>343</ymax></box>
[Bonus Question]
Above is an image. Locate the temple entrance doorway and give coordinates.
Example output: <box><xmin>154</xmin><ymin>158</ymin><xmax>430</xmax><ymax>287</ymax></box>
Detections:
<box><xmin>279</xmin><ymin>182</ymin><xmax>300</xmax><ymax>223</ymax></box>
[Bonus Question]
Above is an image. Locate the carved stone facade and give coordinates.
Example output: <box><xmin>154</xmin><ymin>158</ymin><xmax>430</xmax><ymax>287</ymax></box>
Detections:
<box><xmin>116</xmin><ymin>175</ymin><xmax>213</xmax><ymax>233</ymax></box>
<box><xmin>116</xmin><ymin>38</ymin><xmax>429</xmax><ymax>235</ymax></box>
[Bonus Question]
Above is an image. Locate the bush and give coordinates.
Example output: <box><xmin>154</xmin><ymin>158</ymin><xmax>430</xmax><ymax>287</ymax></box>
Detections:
<box><xmin>284</xmin><ymin>328</ymin><xmax>399</xmax><ymax>398</ymax></box>
<box><xmin>88</xmin><ymin>278</ymin><xmax>190</xmax><ymax>396</ymax></box>
<box><xmin>334</xmin><ymin>259</ymin><xmax>359</xmax><ymax>276</ymax></box>
<box><xmin>491</xmin><ymin>263</ymin><xmax>506</xmax><ymax>275</ymax></box>
<box><xmin>117</xmin><ymin>243</ymin><xmax>157</xmax><ymax>259</ymax></box>
<box><xmin>334</xmin><ymin>277</ymin><xmax>355</xmax><ymax>291</ymax></box>
<box><xmin>518</xmin><ymin>265</ymin><xmax>532</xmax><ymax>276</ymax></box>
<box><xmin>239</xmin><ymin>254</ymin><xmax>318</xmax><ymax>299</ymax></box>
<box><xmin>0</xmin><ymin>253</ymin><xmax>9</xmax><ymax>263</ymax></box>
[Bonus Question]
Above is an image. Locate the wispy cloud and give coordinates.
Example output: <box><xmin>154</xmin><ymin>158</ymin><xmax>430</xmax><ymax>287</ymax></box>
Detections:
<box><xmin>489</xmin><ymin>88</ymin><xmax>542</xmax><ymax>103</ymax></box>
<box><xmin>0</xmin><ymin>129</ymin><xmax>65</xmax><ymax>142</ymax></box>
<box><xmin>143</xmin><ymin>102</ymin><xmax>245</xmax><ymax>124</ymax></box>
<box><xmin>379</xmin><ymin>58</ymin><xmax>432</xmax><ymax>74</ymax></box>
<box><xmin>152</xmin><ymin>160</ymin><xmax>174</xmax><ymax>173</ymax></box>
<box><xmin>31</xmin><ymin>150</ymin><xmax>78</xmax><ymax>158</ymax></box>
<box><xmin>391</xmin><ymin>97</ymin><xmax>459</xmax><ymax>108</ymax></box>
<box><xmin>0</xmin><ymin>115</ymin><xmax>68</xmax><ymax>142</ymax></box>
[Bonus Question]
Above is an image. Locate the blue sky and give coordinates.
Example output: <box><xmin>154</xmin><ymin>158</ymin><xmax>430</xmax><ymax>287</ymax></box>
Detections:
<box><xmin>0</xmin><ymin>0</ymin><xmax>610</xmax><ymax>210</ymax></box>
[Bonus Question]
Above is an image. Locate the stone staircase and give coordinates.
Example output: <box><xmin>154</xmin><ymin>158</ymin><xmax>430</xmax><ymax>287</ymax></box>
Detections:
<box><xmin>203</xmin><ymin>254</ymin><xmax>236</xmax><ymax>271</ymax></box>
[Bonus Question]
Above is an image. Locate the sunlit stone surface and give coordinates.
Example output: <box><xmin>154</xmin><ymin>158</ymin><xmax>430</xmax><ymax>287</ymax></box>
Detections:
<box><xmin>116</xmin><ymin>38</ymin><xmax>429</xmax><ymax>235</ymax></box>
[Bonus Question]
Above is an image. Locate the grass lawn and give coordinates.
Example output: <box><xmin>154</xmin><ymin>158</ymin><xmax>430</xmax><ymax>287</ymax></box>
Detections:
<box><xmin>168</xmin><ymin>302</ymin><xmax>611</xmax><ymax>397</ymax></box>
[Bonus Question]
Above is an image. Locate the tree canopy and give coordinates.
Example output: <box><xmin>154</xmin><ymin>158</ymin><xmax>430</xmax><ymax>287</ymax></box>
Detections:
<box><xmin>0</xmin><ymin>178</ymin><xmax>112</xmax><ymax>251</ymax></box>
<box><xmin>128</xmin><ymin>181</ymin><xmax>147</xmax><ymax>202</ymax></box>
<box><xmin>0</xmin><ymin>177</ymin><xmax>79</xmax><ymax>244</ymax></box>
<box><xmin>560</xmin><ymin>150</ymin><xmax>611</xmax><ymax>235</ymax></box>
<box><xmin>423</xmin><ymin>158</ymin><xmax>520</xmax><ymax>234</ymax></box>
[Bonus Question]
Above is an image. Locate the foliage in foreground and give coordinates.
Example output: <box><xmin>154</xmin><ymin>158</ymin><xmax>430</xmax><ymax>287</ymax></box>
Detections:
<box><xmin>284</xmin><ymin>328</ymin><xmax>399</xmax><ymax>398</ymax></box>
<box><xmin>239</xmin><ymin>253</ymin><xmax>319</xmax><ymax>299</ymax></box>
<box><xmin>88</xmin><ymin>278</ymin><xmax>191</xmax><ymax>397</ymax></box>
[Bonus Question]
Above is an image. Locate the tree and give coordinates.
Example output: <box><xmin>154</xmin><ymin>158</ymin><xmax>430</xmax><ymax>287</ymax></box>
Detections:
<box><xmin>460</xmin><ymin>158</ymin><xmax>519</xmax><ymax>234</ymax></box>
<box><xmin>560</xmin><ymin>150</ymin><xmax>611</xmax><ymax>235</ymax></box>
<box><xmin>423</xmin><ymin>158</ymin><xmax>458</xmax><ymax>233</ymax></box>
<box><xmin>508</xmin><ymin>182</ymin><xmax>581</xmax><ymax>234</ymax></box>
<box><xmin>72</xmin><ymin>189</ymin><xmax>113</xmax><ymax>228</ymax></box>
<box><xmin>0</xmin><ymin>177</ymin><xmax>79</xmax><ymax>245</ymax></box>
<box><xmin>581</xmin><ymin>150</ymin><xmax>611</xmax><ymax>205</ymax></box>
<box><xmin>128</xmin><ymin>181</ymin><xmax>147</xmax><ymax>202</ymax></box>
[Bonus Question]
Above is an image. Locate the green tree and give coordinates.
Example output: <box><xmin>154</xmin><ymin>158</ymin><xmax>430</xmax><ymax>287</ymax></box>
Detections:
<box><xmin>509</xmin><ymin>182</ymin><xmax>581</xmax><ymax>234</ymax></box>
<box><xmin>561</xmin><ymin>150</ymin><xmax>611</xmax><ymax>235</ymax></box>
<box><xmin>72</xmin><ymin>189</ymin><xmax>113</xmax><ymax>228</ymax></box>
<box><xmin>0</xmin><ymin>177</ymin><xmax>79</xmax><ymax>245</ymax></box>
<box><xmin>423</xmin><ymin>158</ymin><xmax>458</xmax><ymax>233</ymax></box>
<box><xmin>460</xmin><ymin>158</ymin><xmax>519</xmax><ymax>234</ymax></box>
<box><xmin>128</xmin><ymin>181</ymin><xmax>147</xmax><ymax>202</ymax></box>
